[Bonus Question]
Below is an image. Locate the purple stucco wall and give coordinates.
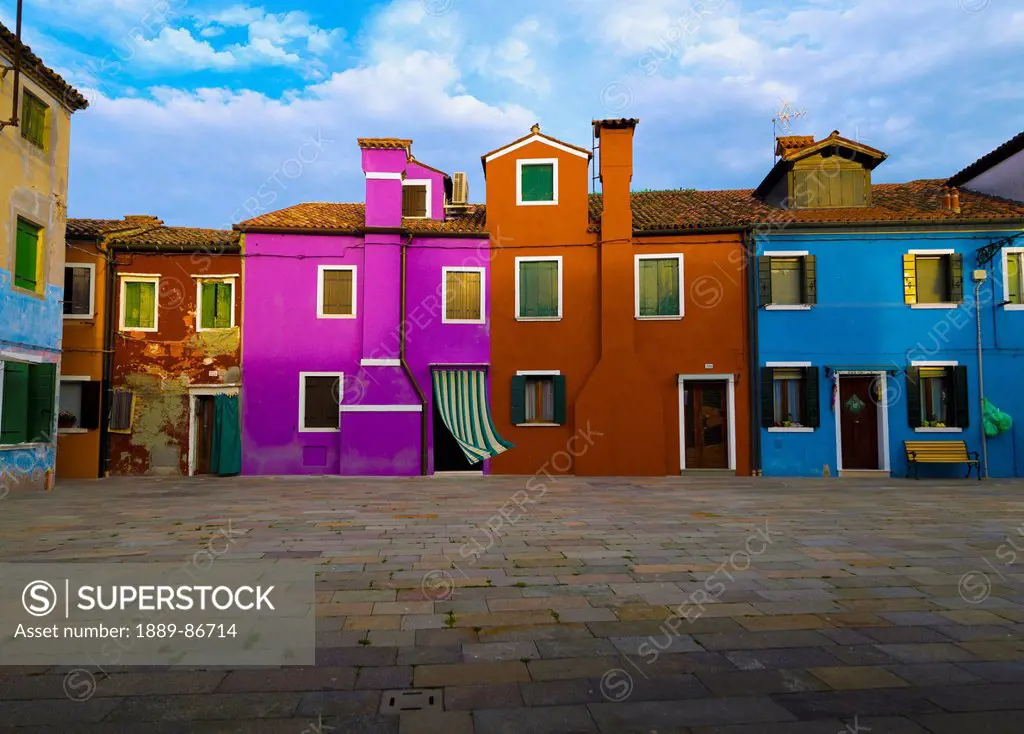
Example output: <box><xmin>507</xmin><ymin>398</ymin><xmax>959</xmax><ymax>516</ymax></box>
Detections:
<box><xmin>241</xmin><ymin>147</ymin><xmax>492</xmax><ymax>476</ymax></box>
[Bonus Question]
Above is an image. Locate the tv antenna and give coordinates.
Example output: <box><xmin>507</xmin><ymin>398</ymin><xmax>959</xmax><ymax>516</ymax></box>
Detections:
<box><xmin>772</xmin><ymin>100</ymin><xmax>807</xmax><ymax>160</ymax></box>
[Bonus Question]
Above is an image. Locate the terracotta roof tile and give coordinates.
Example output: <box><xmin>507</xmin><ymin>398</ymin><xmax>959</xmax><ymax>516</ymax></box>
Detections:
<box><xmin>236</xmin><ymin>202</ymin><xmax>487</xmax><ymax>235</ymax></box>
<box><xmin>775</xmin><ymin>135</ymin><xmax>816</xmax><ymax>156</ymax></box>
<box><xmin>588</xmin><ymin>179</ymin><xmax>1024</xmax><ymax>232</ymax></box>
<box><xmin>947</xmin><ymin>130</ymin><xmax>1024</xmax><ymax>187</ymax></box>
<box><xmin>110</xmin><ymin>226</ymin><xmax>241</xmax><ymax>249</ymax></box>
<box><xmin>66</xmin><ymin>219</ymin><xmax>126</xmax><ymax>238</ymax></box>
<box><xmin>0</xmin><ymin>21</ymin><xmax>88</xmax><ymax>111</ymax></box>
<box><xmin>357</xmin><ymin>138</ymin><xmax>412</xmax><ymax>151</ymax></box>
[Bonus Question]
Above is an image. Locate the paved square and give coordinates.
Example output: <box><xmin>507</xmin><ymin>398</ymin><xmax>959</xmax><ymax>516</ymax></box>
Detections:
<box><xmin>1</xmin><ymin>475</ymin><xmax>1023</xmax><ymax>732</ymax></box>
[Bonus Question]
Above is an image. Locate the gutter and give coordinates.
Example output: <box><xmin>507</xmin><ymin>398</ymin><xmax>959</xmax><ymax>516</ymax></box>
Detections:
<box><xmin>98</xmin><ymin>237</ymin><xmax>117</xmax><ymax>478</ymax></box>
<box><xmin>107</xmin><ymin>244</ymin><xmax>242</xmax><ymax>254</ymax></box>
<box><xmin>399</xmin><ymin>234</ymin><xmax>429</xmax><ymax>476</ymax></box>
<box><xmin>744</xmin><ymin>228</ymin><xmax>762</xmax><ymax>477</ymax></box>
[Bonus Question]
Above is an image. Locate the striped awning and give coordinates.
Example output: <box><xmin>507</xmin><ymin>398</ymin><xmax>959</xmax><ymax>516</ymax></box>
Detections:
<box><xmin>431</xmin><ymin>369</ymin><xmax>513</xmax><ymax>465</ymax></box>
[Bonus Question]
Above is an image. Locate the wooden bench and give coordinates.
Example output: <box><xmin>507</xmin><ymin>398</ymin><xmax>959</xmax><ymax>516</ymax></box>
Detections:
<box><xmin>904</xmin><ymin>440</ymin><xmax>980</xmax><ymax>480</ymax></box>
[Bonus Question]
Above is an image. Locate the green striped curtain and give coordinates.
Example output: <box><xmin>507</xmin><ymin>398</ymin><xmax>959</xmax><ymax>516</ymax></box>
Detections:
<box><xmin>432</xmin><ymin>369</ymin><xmax>513</xmax><ymax>464</ymax></box>
<box><xmin>638</xmin><ymin>258</ymin><xmax>680</xmax><ymax>316</ymax></box>
<box><xmin>124</xmin><ymin>281</ymin><xmax>156</xmax><ymax>329</ymax></box>
<box><xmin>519</xmin><ymin>261</ymin><xmax>558</xmax><ymax>317</ymax></box>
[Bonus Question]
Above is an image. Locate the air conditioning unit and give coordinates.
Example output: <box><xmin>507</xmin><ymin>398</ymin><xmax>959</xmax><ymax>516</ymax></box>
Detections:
<box><xmin>449</xmin><ymin>172</ymin><xmax>469</xmax><ymax>208</ymax></box>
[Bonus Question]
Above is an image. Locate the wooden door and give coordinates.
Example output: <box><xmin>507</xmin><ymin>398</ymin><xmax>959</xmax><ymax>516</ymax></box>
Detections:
<box><xmin>684</xmin><ymin>381</ymin><xmax>729</xmax><ymax>469</ymax></box>
<box><xmin>195</xmin><ymin>396</ymin><xmax>215</xmax><ymax>475</ymax></box>
<box><xmin>839</xmin><ymin>376</ymin><xmax>880</xmax><ymax>470</ymax></box>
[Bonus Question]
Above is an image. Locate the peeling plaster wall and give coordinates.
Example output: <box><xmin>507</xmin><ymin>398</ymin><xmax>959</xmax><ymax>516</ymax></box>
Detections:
<box><xmin>109</xmin><ymin>252</ymin><xmax>242</xmax><ymax>476</ymax></box>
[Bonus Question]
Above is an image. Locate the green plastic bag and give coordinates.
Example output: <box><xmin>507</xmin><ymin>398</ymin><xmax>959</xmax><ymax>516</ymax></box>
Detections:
<box><xmin>982</xmin><ymin>399</ymin><xmax>1013</xmax><ymax>438</ymax></box>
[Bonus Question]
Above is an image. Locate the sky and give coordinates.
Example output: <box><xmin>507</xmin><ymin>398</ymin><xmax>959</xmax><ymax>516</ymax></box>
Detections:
<box><xmin>3</xmin><ymin>0</ymin><xmax>1023</xmax><ymax>228</ymax></box>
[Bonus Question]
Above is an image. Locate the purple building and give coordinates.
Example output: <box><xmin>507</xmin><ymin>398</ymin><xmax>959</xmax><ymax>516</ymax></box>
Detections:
<box><xmin>238</xmin><ymin>138</ymin><xmax>510</xmax><ymax>476</ymax></box>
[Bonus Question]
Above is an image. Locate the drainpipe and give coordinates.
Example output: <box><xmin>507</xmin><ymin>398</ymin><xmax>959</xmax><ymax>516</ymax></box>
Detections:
<box><xmin>746</xmin><ymin>228</ymin><xmax>762</xmax><ymax>476</ymax></box>
<box><xmin>0</xmin><ymin>0</ymin><xmax>23</xmax><ymax>132</ymax></box>
<box><xmin>399</xmin><ymin>234</ymin><xmax>428</xmax><ymax>476</ymax></box>
<box><xmin>98</xmin><ymin>240</ymin><xmax>117</xmax><ymax>478</ymax></box>
<box><xmin>974</xmin><ymin>273</ymin><xmax>988</xmax><ymax>478</ymax></box>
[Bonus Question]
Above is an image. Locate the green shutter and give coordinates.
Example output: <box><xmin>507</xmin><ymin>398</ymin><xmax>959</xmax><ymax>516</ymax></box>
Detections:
<box><xmin>953</xmin><ymin>365</ymin><xmax>970</xmax><ymax>428</ymax></box>
<box><xmin>949</xmin><ymin>254</ymin><xmax>964</xmax><ymax>303</ymax></box>
<box><xmin>760</xmin><ymin>367</ymin><xmax>775</xmax><ymax>428</ymax></box>
<box><xmin>124</xmin><ymin>282</ymin><xmax>141</xmax><ymax>327</ymax></box>
<box><xmin>27</xmin><ymin>363</ymin><xmax>56</xmax><ymax>443</ymax></box>
<box><xmin>519</xmin><ymin>261</ymin><xmax>558</xmax><ymax>318</ymax></box>
<box><xmin>521</xmin><ymin>164</ymin><xmax>554</xmax><ymax>202</ymax></box>
<box><xmin>804</xmin><ymin>367</ymin><xmax>820</xmax><ymax>428</ymax></box>
<box><xmin>802</xmin><ymin>255</ymin><xmax>817</xmax><ymax>305</ymax></box>
<box><xmin>758</xmin><ymin>256</ymin><xmax>773</xmax><ymax>306</ymax></box>
<box><xmin>510</xmin><ymin>376</ymin><xmax>527</xmax><ymax>425</ymax></box>
<box><xmin>201</xmin><ymin>282</ymin><xmax>217</xmax><ymax>329</ymax></box>
<box><xmin>139</xmin><ymin>282</ymin><xmax>156</xmax><ymax>328</ymax></box>
<box><xmin>905</xmin><ymin>367</ymin><xmax>922</xmax><ymax>428</ymax></box>
<box><xmin>20</xmin><ymin>92</ymin><xmax>46</xmax><ymax>148</ymax></box>
<box><xmin>657</xmin><ymin>258</ymin><xmax>680</xmax><ymax>315</ymax></box>
<box><xmin>215</xmin><ymin>284</ymin><xmax>233</xmax><ymax>327</ymax></box>
<box><xmin>1</xmin><ymin>362</ymin><xmax>30</xmax><ymax>444</ymax></box>
<box><xmin>15</xmin><ymin>219</ymin><xmax>40</xmax><ymax>291</ymax></box>
<box><xmin>552</xmin><ymin>374</ymin><xmax>567</xmax><ymax>425</ymax></box>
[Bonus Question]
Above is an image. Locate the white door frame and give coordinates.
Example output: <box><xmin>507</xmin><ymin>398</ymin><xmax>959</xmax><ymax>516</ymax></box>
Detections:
<box><xmin>832</xmin><ymin>371</ymin><xmax>890</xmax><ymax>473</ymax></box>
<box><xmin>677</xmin><ymin>374</ymin><xmax>737</xmax><ymax>472</ymax></box>
<box><xmin>188</xmin><ymin>385</ymin><xmax>240</xmax><ymax>476</ymax></box>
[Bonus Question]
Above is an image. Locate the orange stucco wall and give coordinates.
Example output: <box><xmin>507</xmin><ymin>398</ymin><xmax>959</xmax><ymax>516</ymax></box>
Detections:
<box><xmin>486</xmin><ymin>125</ymin><xmax>751</xmax><ymax>476</ymax></box>
<box><xmin>56</xmin><ymin>240</ymin><xmax>107</xmax><ymax>480</ymax></box>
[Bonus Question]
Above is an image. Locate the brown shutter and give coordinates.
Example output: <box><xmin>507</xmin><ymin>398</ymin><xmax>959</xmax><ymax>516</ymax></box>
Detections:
<box><xmin>802</xmin><ymin>255</ymin><xmax>817</xmax><ymax>305</ymax></box>
<box><xmin>949</xmin><ymin>254</ymin><xmax>964</xmax><ymax>303</ymax></box>
<box><xmin>758</xmin><ymin>256</ymin><xmax>773</xmax><ymax>306</ymax></box>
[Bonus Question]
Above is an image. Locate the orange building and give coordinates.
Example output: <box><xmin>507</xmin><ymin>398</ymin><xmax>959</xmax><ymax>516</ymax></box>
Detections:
<box><xmin>484</xmin><ymin>119</ymin><xmax>752</xmax><ymax>476</ymax></box>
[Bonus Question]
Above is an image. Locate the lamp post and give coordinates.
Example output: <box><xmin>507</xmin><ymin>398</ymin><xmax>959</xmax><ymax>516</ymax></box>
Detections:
<box><xmin>973</xmin><ymin>268</ymin><xmax>988</xmax><ymax>479</ymax></box>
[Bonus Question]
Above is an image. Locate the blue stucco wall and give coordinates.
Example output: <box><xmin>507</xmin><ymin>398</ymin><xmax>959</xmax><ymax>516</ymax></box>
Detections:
<box><xmin>756</xmin><ymin>230</ymin><xmax>1024</xmax><ymax>478</ymax></box>
<box><xmin>0</xmin><ymin>267</ymin><xmax>63</xmax><ymax>488</ymax></box>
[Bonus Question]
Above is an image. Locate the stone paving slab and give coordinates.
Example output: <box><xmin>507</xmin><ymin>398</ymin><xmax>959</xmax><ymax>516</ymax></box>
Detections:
<box><xmin>1</xmin><ymin>475</ymin><xmax>1024</xmax><ymax>731</ymax></box>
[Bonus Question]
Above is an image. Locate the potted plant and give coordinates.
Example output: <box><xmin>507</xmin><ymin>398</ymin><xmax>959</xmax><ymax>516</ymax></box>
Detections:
<box><xmin>57</xmin><ymin>410</ymin><xmax>77</xmax><ymax>429</ymax></box>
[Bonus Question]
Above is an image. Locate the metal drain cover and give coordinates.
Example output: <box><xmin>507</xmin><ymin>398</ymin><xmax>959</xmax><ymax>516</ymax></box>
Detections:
<box><xmin>380</xmin><ymin>689</ymin><xmax>443</xmax><ymax>715</ymax></box>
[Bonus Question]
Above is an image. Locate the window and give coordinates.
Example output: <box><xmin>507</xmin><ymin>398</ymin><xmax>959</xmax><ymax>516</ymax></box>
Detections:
<box><xmin>0</xmin><ymin>361</ymin><xmax>56</xmax><ymax>444</ymax></box>
<box><xmin>761</xmin><ymin>365</ymin><xmax>820</xmax><ymax>429</ymax></box>
<box><xmin>903</xmin><ymin>252</ymin><xmax>963</xmax><ymax>306</ymax></box>
<box><xmin>14</xmin><ymin>217</ymin><xmax>42</xmax><ymax>292</ymax></box>
<box><xmin>443</xmin><ymin>267</ymin><xmax>485</xmax><ymax>323</ymax></box>
<box><xmin>635</xmin><ymin>254</ymin><xmax>683</xmax><ymax>318</ymax></box>
<box><xmin>1003</xmin><ymin>248</ymin><xmax>1023</xmax><ymax>307</ymax></box>
<box><xmin>516</xmin><ymin>257</ymin><xmax>562</xmax><ymax>320</ymax></box>
<box><xmin>517</xmin><ymin>159</ymin><xmax>557</xmax><ymax>205</ymax></box>
<box><xmin>300</xmin><ymin>373</ymin><xmax>343</xmax><ymax>431</ymax></box>
<box><xmin>402</xmin><ymin>182</ymin><xmax>429</xmax><ymax>218</ymax></box>
<box><xmin>63</xmin><ymin>264</ymin><xmax>95</xmax><ymax>318</ymax></box>
<box><xmin>792</xmin><ymin>167</ymin><xmax>868</xmax><ymax>208</ymax></box>
<box><xmin>197</xmin><ymin>279</ymin><xmax>235</xmax><ymax>330</ymax></box>
<box><xmin>20</xmin><ymin>90</ymin><xmax>47</xmax><ymax>149</ymax></box>
<box><xmin>317</xmin><ymin>266</ymin><xmax>356</xmax><ymax>318</ymax></box>
<box><xmin>109</xmin><ymin>390</ymin><xmax>135</xmax><ymax>433</ymax></box>
<box><xmin>511</xmin><ymin>372</ymin><xmax>566</xmax><ymax>426</ymax></box>
<box><xmin>57</xmin><ymin>379</ymin><xmax>101</xmax><ymax>432</ymax></box>
<box><xmin>907</xmin><ymin>364</ymin><xmax>968</xmax><ymax>429</ymax></box>
<box><xmin>120</xmin><ymin>276</ymin><xmax>159</xmax><ymax>331</ymax></box>
<box><xmin>758</xmin><ymin>253</ymin><xmax>817</xmax><ymax>307</ymax></box>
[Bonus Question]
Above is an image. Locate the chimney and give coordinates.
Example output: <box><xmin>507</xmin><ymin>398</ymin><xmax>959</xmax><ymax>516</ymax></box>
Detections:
<box><xmin>943</xmin><ymin>189</ymin><xmax>952</xmax><ymax>211</ymax></box>
<box><xmin>950</xmin><ymin>187</ymin><xmax>961</xmax><ymax>214</ymax></box>
<box><xmin>358</xmin><ymin>138</ymin><xmax>412</xmax><ymax>228</ymax></box>
<box><xmin>593</xmin><ymin>118</ymin><xmax>639</xmax><ymax>355</ymax></box>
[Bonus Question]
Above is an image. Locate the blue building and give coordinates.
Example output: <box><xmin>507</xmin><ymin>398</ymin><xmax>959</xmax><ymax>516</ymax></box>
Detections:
<box><xmin>752</xmin><ymin>133</ymin><xmax>1024</xmax><ymax>478</ymax></box>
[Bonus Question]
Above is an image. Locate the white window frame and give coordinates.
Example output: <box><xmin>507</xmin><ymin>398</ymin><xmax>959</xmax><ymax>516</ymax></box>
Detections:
<box><xmin>1002</xmin><ymin>247</ymin><xmax>1024</xmax><ymax>310</ymax></box>
<box><xmin>515</xmin><ymin>370</ymin><xmax>561</xmax><ymax>427</ymax></box>
<box><xmin>516</xmin><ymin>158</ymin><xmax>558</xmax><ymax>206</ymax></box>
<box><xmin>910</xmin><ymin>359</ymin><xmax>963</xmax><ymax>433</ymax></box>
<box><xmin>195</xmin><ymin>276</ymin><xmax>236</xmax><ymax>332</ymax></box>
<box><xmin>515</xmin><ymin>256</ymin><xmax>563</xmax><ymax>321</ymax></box>
<box><xmin>402</xmin><ymin>179</ymin><xmax>432</xmax><ymax>219</ymax></box>
<box><xmin>764</xmin><ymin>361</ymin><xmax>815</xmax><ymax>433</ymax></box>
<box><xmin>908</xmin><ymin>249</ymin><xmax>958</xmax><ymax>310</ymax></box>
<box><xmin>57</xmin><ymin>375</ymin><xmax>91</xmax><ymax>434</ymax></box>
<box><xmin>299</xmin><ymin>371</ymin><xmax>344</xmax><ymax>433</ymax></box>
<box><xmin>442</xmin><ymin>266</ymin><xmax>486</xmax><ymax>325</ymax></box>
<box><xmin>317</xmin><ymin>265</ymin><xmax>358</xmax><ymax>319</ymax></box>
<box><xmin>634</xmin><ymin>253</ymin><xmax>684</xmax><ymax>320</ymax></box>
<box><xmin>118</xmin><ymin>274</ymin><xmax>160</xmax><ymax>333</ymax></box>
<box><xmin>762</xmin><ymin>250</ymin><xmax>812</xmax><ymax>311</ymax></box>
<box><xmin>63</xmin><ymin>263</ymin><xmax>96</xmax><ymax>320</ymax></box>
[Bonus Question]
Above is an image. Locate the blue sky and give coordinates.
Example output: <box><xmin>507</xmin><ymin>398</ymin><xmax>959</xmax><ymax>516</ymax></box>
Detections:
<box><xmin>4</xmin><ymin>0</ymin><xmax>1023</xmax><ymax>228</ymax></box>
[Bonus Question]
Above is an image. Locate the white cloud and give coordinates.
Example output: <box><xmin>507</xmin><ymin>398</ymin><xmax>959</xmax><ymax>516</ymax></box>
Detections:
<box><xmin>130</xmin><ymin>27</ymin><xmax>242</xmax><ymax>71</ymax></box>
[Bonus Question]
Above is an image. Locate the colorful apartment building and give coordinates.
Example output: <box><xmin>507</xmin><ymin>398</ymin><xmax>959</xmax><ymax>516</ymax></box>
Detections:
<box><xmin>752</xmin><ymin>132</ymin><xmax>1024</xmax><ymax>478</ymax></box>
<box><xmin>237</xmin><ymin>138</ymin><xmax>509</xmax><ymax>476</ymax></box>
<box><xmin>483</xmin><ymin>121</ymin><xmax>753</xmax><ymax>476</ymax></box>
<box><xmin>0</xmin><ymin>22</ymin><xmax>88</xmax><ymax>490</ymax></box>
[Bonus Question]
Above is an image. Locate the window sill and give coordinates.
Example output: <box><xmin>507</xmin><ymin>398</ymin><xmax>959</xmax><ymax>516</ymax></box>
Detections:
<box><xmin>517</xmin><ymin>200</ymin><xmax>558</xmax><ymax>207</ymax></box>
<box><xmin>120</xmin><ymin>328</ymin><xmax>159</xmax><ymax>334</ymax></box>
<box><xmin>911</xmin><ymin>303</ymin><xmax>958</xmax><ymax>310</ymax></box>
<box><xmin>767</xmin><ymin>427</ymin><xmax>814</xmax><ymax>433</ymax></box>
<box><xmin>515</xmin><ymin>422</ymin><xmax>561</xmax><ymax>428</ymax></box>
<box><xmin>63</xmin><ymin>314</ymin><xmax>96</xmax><ymax>321</ymax></box>
<box><xmin>914</xmin><ymin>427</ymin><xmax>963</xmax><ymax>433</ymax></box>
<box><xmin>1003</xmin><ymin>304</ymin><xmax>1024</xmax><ymax>311</ymax></box>
<box><xmin>635</xmin><ymin>315</ymin><xmax>683</xmax><ymax>321</ymax></box>
<box><xmin>516</xmin><ymin>316</ymin><xmax>562</xmax><ymax>322</ymax></box>
<box><xmin>196</xmin><ymin>326</ymin><xmax>239</xmax><ymax>332</ymax></box>
<box><xmin>58</xmin><ymin>428</ymin><xmax>91</xmax><ymax>435</ymax></box>
<box><xmin>442</xmin><ymin>319</ymin><xmax>486</xmax><ymax>325</ymax></box>
<box><xmin>0</xmin><ymin>442</ymin><xmax>49</xmax><ymax>452</ymax></box>
<box><xmin>764</xmin><ymin>304</ymin><xmax>812</xmax><ymax>311</ymax></box>
<box><xmin>298</xmin><ymin>428</ymin><xmax>340</xmax><ymax>434</ymax></box>
<box><xmin>12</xmin><ymin>285</ymin><xmax>44</xmax><ymax>300</ymax></box>
<box><xmin>316</xmin><ymin>314</ymin><xmax>357</xmax><ymax>320</ymax></box>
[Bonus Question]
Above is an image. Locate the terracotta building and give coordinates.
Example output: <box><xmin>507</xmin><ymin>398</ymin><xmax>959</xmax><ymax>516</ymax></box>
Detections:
<box><xmin>483</xmin><ymin>120</ymin><xmax>752</xmax><ymax>476</ymax></box>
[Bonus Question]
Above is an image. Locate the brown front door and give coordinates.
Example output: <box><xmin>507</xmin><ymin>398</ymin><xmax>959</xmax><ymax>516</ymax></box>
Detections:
<box><xmin>195</xmin><ymin>396</ymin><xmax>215</xmax><ymax>475</ymax></box>
<box><xmin>839</xmin><ymin>376</ymin><xmax>880</xmax><ymax>470</ymax></box>
<box><xmin>684</xmin><ymin>381</ymin><xmax>729</xmax><ymax>469</ymax></box>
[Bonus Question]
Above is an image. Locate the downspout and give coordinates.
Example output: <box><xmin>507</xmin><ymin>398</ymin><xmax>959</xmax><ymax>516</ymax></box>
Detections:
<box><xmin>399</xmin><ymin>234</ymin><xmax>429</xmax><ymax>475</ymax></box>
<box><xmin>745</xmin><ymin>228</ymin><xmax>762</xmax><ymax>476</ymax></box>
<box><xmin>98</xmin><ymin>239</ymin><xmax>117</xmax><ymax>477</ymax></box>
<box><xmin>0</xmin><ymin>0</ymin><xmax>23</xmax><ymax>131</ymax></box>
<box><xmin>975</xmin><ymin>277</ymin><xmax>988</xmax><ymax>478</ymax></box>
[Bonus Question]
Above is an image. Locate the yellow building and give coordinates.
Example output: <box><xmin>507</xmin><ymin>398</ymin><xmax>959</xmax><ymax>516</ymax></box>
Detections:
<box><xmin>1</xmin><ymin>21</ymin><xmax>88</xmax><ymax>490</ymax></box>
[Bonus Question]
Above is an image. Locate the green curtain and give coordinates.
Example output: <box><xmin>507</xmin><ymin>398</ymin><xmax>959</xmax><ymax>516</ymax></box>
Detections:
<box><xmin>211</xmin><ymin>394</ymin><xmax>241</xmax><ymax>476</ymax></box>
